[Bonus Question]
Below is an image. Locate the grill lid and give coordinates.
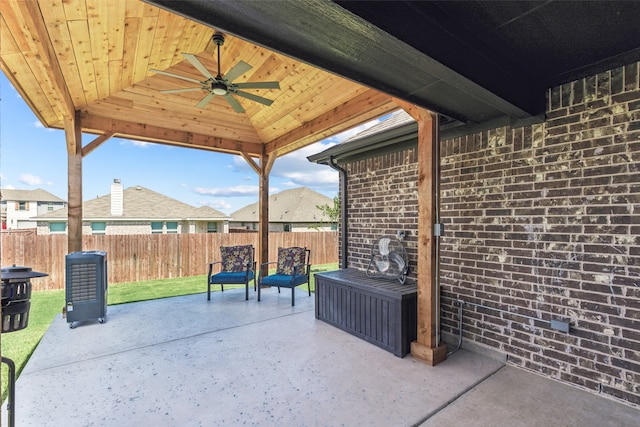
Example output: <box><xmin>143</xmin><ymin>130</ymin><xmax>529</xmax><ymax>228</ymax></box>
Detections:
<box><xmin>1</xmin><ymin>265</ymin><xmax>49</xmax><ymax>281</ymax></box>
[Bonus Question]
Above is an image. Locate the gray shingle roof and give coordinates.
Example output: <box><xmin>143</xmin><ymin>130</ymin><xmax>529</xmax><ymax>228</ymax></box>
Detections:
<box><xmin>231</xmin><ymin>187</ymin><xmax>333</xmax><ymax>223</ymax></box>
<box><xmin>307</xmin><ymin>110</ymin><xmax>417</xmax><ymax>164</ymax></box>
<box><xmin>1</xmin><ymin>188</ymin><xmax>65</xmax><ymax>203</ymax></box>
<box><xmin>34</xmin><ymin>186</ymin><xmax>228</xmax><ymax>220</ymax></box>
<box><xmin>341</xmin><ymin>110</ymin><xmax>413</xmax><ymax>144</ymax></box>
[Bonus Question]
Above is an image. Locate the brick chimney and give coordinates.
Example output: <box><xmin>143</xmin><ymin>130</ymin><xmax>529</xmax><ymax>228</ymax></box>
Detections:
<box><xmin>110</xmin><ymin>179</ymin><xmax>123</xmax><ymax>216</ymax></box>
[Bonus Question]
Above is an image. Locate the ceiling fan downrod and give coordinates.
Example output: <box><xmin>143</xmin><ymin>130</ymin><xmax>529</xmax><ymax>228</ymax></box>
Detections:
<box><xmin>212</xmin><ymin>32</ymin><xmax>225</xmax><ymax>79</ymax></box>
<box><xmin>211</xmin><ymin>32</ymin><xmax>228</xmax><ymax>94</ymax></box>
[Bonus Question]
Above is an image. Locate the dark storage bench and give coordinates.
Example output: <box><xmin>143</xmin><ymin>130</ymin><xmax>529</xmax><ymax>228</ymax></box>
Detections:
<box><xmin>314</xmin><ymin>269</ymin><xmax>417</xmax><ymax>357</ymax></box>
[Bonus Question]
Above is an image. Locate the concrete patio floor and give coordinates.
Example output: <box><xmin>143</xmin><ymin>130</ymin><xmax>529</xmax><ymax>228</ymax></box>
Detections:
<box><xmin>2</xmin><ymin>287</ymin><xmax>638</xmax><ymax>426</ymax></box>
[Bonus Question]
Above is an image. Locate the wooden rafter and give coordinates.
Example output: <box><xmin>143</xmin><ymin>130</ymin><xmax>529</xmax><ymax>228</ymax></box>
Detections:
<box><xmin>20</xmin><ymin>0</ymin><xmax>75</xmax><ymax>121</ymax></box>
<box><xmin>266</xmin><ymin>90</ymin><xmax>396</xmax><ymax>157</ymax></box>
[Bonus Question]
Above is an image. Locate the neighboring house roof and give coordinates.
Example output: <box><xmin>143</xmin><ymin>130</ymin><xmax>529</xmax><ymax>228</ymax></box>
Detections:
<box><xmin>231</xmin><ymin>187</ymin><xmax>333</xmax><ymax>223</ymax></box>
<box><xmin>308</xmin><ymin>110</ymin><xmax>417</xmax><ymax>165</ymax></box>
<box><xmin>34</xmin><ymin>186</ymin><xmax>228</xmax><ymax>221</ymax></box>
<box><xmin>343</xmin><ymin>110</ymin><xmax>413</xmax><ymax>143</ymax></box>
<box><xmin>1</xmin><ymin>188</ymin><xmax>65</xmax><ymax>203</ymax></box>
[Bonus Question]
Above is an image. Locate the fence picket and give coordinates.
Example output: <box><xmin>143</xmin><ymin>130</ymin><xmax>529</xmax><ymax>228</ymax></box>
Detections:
<box><xmin>0</xmin><ymin>232</ymin><xmax>338</xmax><ymax>290</ymax></box>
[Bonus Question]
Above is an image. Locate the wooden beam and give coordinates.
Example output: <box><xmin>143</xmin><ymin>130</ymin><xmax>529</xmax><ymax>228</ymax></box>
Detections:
<box><xmin>22</xmin><ymin>0</ymin><xmax>75</xmax><ymax>121</ymax></box>
<box><xmin>65</xmin><ymin>110</ymin><xmax>83</xmax><ymax>254</ymax></box>
<box><xmin>82</xmin><ymin>132</ymin><xmax>114</xmax><ymax>157</ymax></box>
<box><xmin>265</xmin><ymin>90</ymin><xmax>397</xmax><ymax>157</ymax></box>
<box><xmin>80</xmin><ymin>114</ymin><xmax>264</xmax><ymax>156</ymax></box>
<box><xmin>394</xmin><ymin>99</ymin><xmax>447</xmax><ymax>366</ymax></box>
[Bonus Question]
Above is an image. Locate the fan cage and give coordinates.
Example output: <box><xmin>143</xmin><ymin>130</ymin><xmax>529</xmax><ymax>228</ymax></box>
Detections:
<box><xmin>366</xmin><ymin>235</ymin><xmax>409</xmax><ymax>284</ymax></box>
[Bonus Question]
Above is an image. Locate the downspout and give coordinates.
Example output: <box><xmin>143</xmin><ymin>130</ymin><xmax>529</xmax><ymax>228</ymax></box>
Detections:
<box><xmin>328</xmin><ymin>156</ymin><xmax>348</xmax><ymax>269</ymax></box>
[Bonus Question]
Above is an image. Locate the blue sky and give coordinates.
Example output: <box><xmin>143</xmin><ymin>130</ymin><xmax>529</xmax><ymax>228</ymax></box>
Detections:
<box><xmin>0</xmin><ymin>72</ymin><xmax>383</xmax><ymax>214</ymax></box>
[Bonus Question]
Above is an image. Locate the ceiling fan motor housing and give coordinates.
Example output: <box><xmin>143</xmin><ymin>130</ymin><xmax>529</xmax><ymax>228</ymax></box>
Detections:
<box><xmin>212</xmin><ymin>32</ymin><xmax>225</xmax><ymax>46</ymax></box>
<box><xmin>211</xmin><ymin>81</ymin><xmax>228</xmax><ymax>95</ymax></box>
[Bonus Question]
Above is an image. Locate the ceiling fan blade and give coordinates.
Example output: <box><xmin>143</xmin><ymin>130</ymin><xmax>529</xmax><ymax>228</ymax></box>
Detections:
<box><xmin>234</xmin><ymin>81</ymin><xmax>280</xmax><ymax>90</ymax></box>
<box><xmin>224</xmin><ymin>61</ymin><xmax>252</xmax><ymax>83</ymax></box>
<box><xmin>195</xmin><ymin>92</ymin><xmax>216</xmax><ymax>109</ymax></box>
<box><xmin>224</xmin><ymin>94</ymin><xmax>245</xmax><ymax>113</ymax></box>
<box><xmin>234</xmin><ymin>90</ymin><xmax>274</xmax><ymax>106</ymax></box>
<box><xmin>182</xmin><ymin>53</ymin><xmax>215</xmax><ymax>80</ymax></box>
<box><xmin>161</xmin><ymin>87</ymin><xmax>203</xmax><ymax>94</ymax></box>
<box><xmin>150</xmin><ymin>69</ymin><xmax>202</xmax><ymax>84</ymax></box>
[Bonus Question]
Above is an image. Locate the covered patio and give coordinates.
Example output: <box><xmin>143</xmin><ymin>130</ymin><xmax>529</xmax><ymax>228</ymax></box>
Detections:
<box><xmin>2</xmin><ymin>287</ymin><xmax>638</xmax><ymax>426</ymax></box>
<box><xmin>3</xmin><ymin>0</ymin><xmax>640</xmax><ymax>419</ymax></box>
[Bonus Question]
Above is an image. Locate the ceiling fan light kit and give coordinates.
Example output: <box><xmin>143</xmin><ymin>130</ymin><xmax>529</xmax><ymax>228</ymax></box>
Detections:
<box><xmin>150</xmin><ymin>32</ymin><xmax>280</xmax><ymax>112</ymax></box>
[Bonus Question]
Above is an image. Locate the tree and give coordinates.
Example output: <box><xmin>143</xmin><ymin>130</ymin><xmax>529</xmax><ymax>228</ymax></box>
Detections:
<box><xmin>311</xmin><ymin>196</ymin><xmax>340</xmax><ymax>231</ymax></box>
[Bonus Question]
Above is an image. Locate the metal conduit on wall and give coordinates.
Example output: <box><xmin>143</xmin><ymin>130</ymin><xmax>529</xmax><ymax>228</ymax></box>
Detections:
<box><xmin>440</xmin><ymin>294</ymin><xmax>571</xmax><ymax>356</ymax></box>
<box><xmin>433</xmin><ymin>113</ymin><xmax>442</xmax><ymax>347</ymax></box>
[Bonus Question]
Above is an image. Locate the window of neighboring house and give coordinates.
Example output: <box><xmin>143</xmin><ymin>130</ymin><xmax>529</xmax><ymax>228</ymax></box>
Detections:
<box><xmin>207</xmin><ymin>222</ymin><xmax>218</xmax><ymax>233</ymax></box>
<box><xmin>17</xmin><ymin>201</ymin><xmax>27</xmax><ymax>211</ymax></box>
<box><xmin>49</xmin><ymin>222</ymin><xmax>66</xmax><ymax>233</ymax></box>
<box><xmin>166</xmin><ymin>221</ymin><xmax>178</xmax><ymax>234</ymax></box>
<box><xmin>47</xmin><ymin>203</ymin><xmax>54</xmax><ymax>211</ymax></box>
<box><xmin>283</xmin><ymin>224</ymin><xmax>291</xmax><ymax>232</ymax></box>
<box><xmin>91</xmin><ymin>222</ymin><xmax>106</xmax><ymax>235</ymax></box>
<box><xmin>151</xmin><ymin>221</ymin><xmax>163</xmax><ymax>234</ymax></box>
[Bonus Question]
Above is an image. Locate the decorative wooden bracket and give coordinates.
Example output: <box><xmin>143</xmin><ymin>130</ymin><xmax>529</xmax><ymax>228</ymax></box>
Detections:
<box><xmin>82</xmin><ymin>132</ymin><xmax>115</xmax><ymax>157</ymax></box>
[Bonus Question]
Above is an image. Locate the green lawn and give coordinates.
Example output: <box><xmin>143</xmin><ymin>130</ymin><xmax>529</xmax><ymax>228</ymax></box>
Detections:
<box><xmin>1</xmin><ymin>263</ymin><xmax>337</xmax><ymax>402</ymax></box>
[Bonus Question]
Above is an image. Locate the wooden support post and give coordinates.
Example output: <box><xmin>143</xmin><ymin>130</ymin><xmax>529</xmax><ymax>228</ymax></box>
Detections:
<box><xmin>65</xmin><ymin>111</ymin><xmax>83</xmax><ymax>254</ymax></box>
<box><xmin>257</xmin><ymin>150</ymin><xmax>275</xmax><ymax>275</ymax></box>
<box><xmin>242</xmin><ymin>149</ymin><xmax>275</xmax><ymax>274</ymax></box>
<box><xmin>395</xmin><ymin>100</ymin><xmax>447</xmax><ymax>366</ymax></box>
<box><xmin>258</xmin><ymin>156</ymin><xmax>269</xmax><ymax>276</ymax></box>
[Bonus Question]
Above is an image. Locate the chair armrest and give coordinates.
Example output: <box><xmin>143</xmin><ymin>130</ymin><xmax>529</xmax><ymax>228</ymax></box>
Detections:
<box><xmin>244</xmin><ymin>261</ymin><xmax>256</xmax><ymax>277</ymax></box>
<box><xmin>292</xmin><ymin>263</ymin><xmax>310</xmax><ymax>276</ymax></box>
<box><xmin>260</xmin><ymin>261</ymin><xmax>278</xmax><ymax>268</ymax></box>
<box><xmin>208</xmin><ymin>261</ymin><xmax>223</xmax><ymax>278</ymax></box>
<box><xmin>257</xmin><ymin>261</ymin><xmax>277</xmax><ymax>281</ymax></box>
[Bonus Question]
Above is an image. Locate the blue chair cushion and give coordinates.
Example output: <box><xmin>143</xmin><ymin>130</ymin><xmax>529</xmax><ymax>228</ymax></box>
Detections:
<box><xmin>261</xmin><ymin>274</ymin><xmax>308</xmax><ymax>288</ymax></box>
<box><xmin>209</xmin><ymin>271</ymin><xmax>254</xmax><ymax>284</ymax></box>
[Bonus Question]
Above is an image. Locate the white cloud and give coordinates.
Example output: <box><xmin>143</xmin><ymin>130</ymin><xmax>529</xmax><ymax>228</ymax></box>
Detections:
<box><xmin>200</xmin><ymin>199</ymin><xmax>232</xmax><ymax>210</ymax></box>
<box><xmin>194</xmin><ymin>185</ymin><xmax>259</xmax><ymax>197</ymax></box>
<box><xmin>19</xmin><ymin>173</ymin><xmax>46</xmax><ymax>186</ymax></box>
<box><xmin>120</xmin><ymin>139</ymin><xmax>150</xmax><ymax>147</ymax></box>
<box><xmin>270</xmin><ymin>142</ymin><xmax>339</xmax><ymax>189</ymax></box>
<box><xmin>226</xmin><ymin>117</ymin><xmax>386</xmax><ymax>192</ymax></box>
<box><xmin>2</xmin><ymin>184</ymin><xmax>16</xmax><ymax>190</ymax></box>
<box><xmin>33</xmin><ymin>120</ymin><xmax>55</xmax><ymax>132</ymax></box>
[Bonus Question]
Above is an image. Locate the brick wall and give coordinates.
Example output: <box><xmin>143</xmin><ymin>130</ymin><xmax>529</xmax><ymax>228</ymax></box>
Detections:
<box><xmin>342</xmin><ymin>62</ymin><xmax>640</xmax><ymax>406</ymax></box>
<box><xmin>345</xmin><ymin>149</ymin><xmax>419</xmax><ymax>281</ymax></box>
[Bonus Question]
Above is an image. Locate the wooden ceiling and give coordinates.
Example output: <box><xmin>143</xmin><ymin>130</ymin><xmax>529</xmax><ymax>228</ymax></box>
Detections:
<box><xmin>0</xmin><ymin>0</ymin><xmax>398</xmax><ymax>159</ymax></box>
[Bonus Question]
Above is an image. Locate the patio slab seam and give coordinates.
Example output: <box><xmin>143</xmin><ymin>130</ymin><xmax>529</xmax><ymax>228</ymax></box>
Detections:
<box><xmin>413</xmin><ymin>364</ymin><xmax>506</xmax><ymax>426</ymax></box>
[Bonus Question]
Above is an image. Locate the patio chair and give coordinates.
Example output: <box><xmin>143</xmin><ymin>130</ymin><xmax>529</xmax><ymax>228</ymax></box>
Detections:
<box><xmin>258</xmin><ymin>247</ymin><xmax>311</xmax><ymax>306</ymax></box>
<box><xmin>207</xmin><ymin>245</ymin><xmax>256</xmax><ymax>301</ymax></box>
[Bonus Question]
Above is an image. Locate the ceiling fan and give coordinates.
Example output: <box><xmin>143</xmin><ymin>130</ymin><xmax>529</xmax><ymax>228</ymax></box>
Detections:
<box><xmin>150</xmin><ymin>32</ymin><xmax>280</xmax><ymax>113</ymax></box>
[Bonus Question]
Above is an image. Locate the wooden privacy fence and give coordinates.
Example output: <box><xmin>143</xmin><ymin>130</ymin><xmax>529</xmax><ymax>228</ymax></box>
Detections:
<box><xmin>0</xmin><ymin>231</ymin><xmax>338</xmax><ymax>291</ymax></box>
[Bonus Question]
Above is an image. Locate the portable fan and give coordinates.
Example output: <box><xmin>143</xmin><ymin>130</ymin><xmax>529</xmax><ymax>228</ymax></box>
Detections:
<box><xmin>366</xmin><ymin>235</ymin><xmax>409</xmax><ymax>284</ymax></box>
